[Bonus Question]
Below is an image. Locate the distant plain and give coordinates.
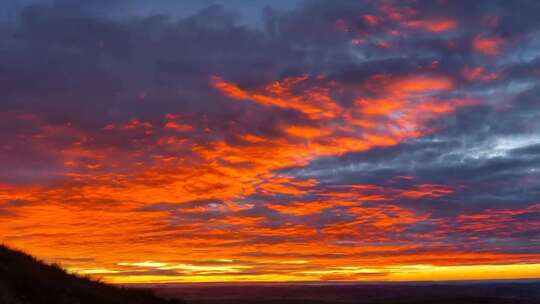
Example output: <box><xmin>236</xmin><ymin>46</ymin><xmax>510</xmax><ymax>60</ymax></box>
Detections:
<box><xmin>147</xmin><ymin>281</ymin><xmax>540</xmax><ymax>304</ymax></box>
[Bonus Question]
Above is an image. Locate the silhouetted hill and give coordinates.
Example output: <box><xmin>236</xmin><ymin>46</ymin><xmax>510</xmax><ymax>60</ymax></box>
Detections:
<box><xmin>0</xmin><ymin>245</ymin><xmax>184</xmax><ymax>304</ymax></box>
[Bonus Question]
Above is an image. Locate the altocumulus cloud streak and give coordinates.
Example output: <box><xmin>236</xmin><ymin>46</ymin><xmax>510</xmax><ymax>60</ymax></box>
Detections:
<box><xmin>1</xmin><ymin>0</ymin><xmax>540</xmax><ymax>283</ymax></box>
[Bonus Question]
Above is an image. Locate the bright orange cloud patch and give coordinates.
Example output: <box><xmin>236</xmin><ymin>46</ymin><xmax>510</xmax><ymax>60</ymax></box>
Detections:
<box><xmin>463</xmin><ymin>66</ymin><xmax>499</xmax><ymax>82</ymax></box>
<box><xmin>212</xmin><ymin>75</ymin><xmax>342</xmax><ymax>119</ymax></box>
<box><xmin>267</xmin><ymin>202</ymin><xmax>332</xmax><ymax>216</ymax></box>
<box><xmin>473</xmin><ymin>35</ymin><xmax>505</xmax><ymax>56</ymax></box>
<box><xmin>403</xmin><ymin>19</ymin><xmax>457</xmax><ymax>33</ymax></box>
<box><xmin>401</xmin><ymin>184</ymin><xmax>455</xmax><ymax>199</ymax></box>
<box><xmin>363</xmin><ymin>14</ymin><xmax>380</xmax><ymax>27</ymax></box>
<box><xmin>0</xmin><ymin>71</ymin><xmax>499</xmax><ymax>284</ymax></box>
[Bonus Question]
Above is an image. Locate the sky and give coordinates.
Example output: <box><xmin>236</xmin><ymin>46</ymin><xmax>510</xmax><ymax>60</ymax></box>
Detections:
<box><xmin>1</xmin><ymin>0</ymin><xmax>540</xmax><ymax>283</ymax></box>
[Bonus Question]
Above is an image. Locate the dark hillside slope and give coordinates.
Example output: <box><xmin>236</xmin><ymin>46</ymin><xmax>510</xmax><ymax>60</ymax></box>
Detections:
<box><xmin>0</xmin><ymin>245</ymin><xmax>183</xmax><ymax>304</ymax></box>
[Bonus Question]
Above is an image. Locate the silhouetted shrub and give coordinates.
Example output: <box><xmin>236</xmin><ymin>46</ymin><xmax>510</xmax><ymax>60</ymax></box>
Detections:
<box><xmin>0</xmin><ymin>244</ymin><xmax>184</xmax><ymax>304</ymax></box>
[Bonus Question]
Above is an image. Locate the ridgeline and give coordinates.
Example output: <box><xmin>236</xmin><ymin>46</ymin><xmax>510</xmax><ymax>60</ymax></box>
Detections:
<box><xmin>0</xmin><ymin>245</ymin><xmax>183</xmax><ymax>304</ymax></box>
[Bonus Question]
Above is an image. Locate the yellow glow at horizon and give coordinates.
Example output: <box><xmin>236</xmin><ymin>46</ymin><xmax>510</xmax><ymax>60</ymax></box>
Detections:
<box><xmin>159</xmin><ymin>264</ymin><xmax>251</xmax><ymax>272</ymax></box>
<box><xmin>387</xmin><ymin>263</ymin><xmax>540</xmax><ymax>281</ymax></box>
<box><xmin>300</xmin><ymin>266</ymin><xmax>382</xmax><ymax>275</ymax></box>
<box><xmin>68</xmin><ymin>267</ymin><xmax>120</xmax><ymax>275</ymax></box>
<box><xmin>117</xmin><ymin>261</ymin><xmax>252</xmax><ymax>273</ymax></box>
<box><xmin>278</xmin><ymin>260</ymin><xmax>310</xmax><ymax>264</ymax></box>
<box><xmin>88</xmin><ymin>263</ymin><xmax>540</xmax><ymax>284</ymax></box>
<box><xmin>118</xmin><ymin>261</ymin><xmax>168</xmax><ymax>268</ymax></box>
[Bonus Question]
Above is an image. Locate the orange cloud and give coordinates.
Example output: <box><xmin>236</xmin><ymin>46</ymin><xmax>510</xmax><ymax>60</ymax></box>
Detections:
<box><xmin>212</xmin><ymin>76</ymin><xmax>342</xmax><ymax>119</ymax></box>
<box><xmin>266</xmin><ymin>202</ymin><xmax>332</xmax><ymax>216</ymax></box>
<box><xmin>455</xmin><ymin>203</ymin><xmax>540</xmax><ymax>235</ymax></box>
<box><xmin>403</xmin><ymin>19</ymin><xmax>457</xmax><ymax>32</ymax></box>
<box><xmin>0</xmin><ymin>71</ymin><xmax>480</xmax><ymax>284</ymax></box>
<box><xmin>284</xmin><ymin>125</ymin><xmax>332</xmax><ymax>138</ymax></box>
<box><xmin>363</xmin><ymin>15</ymin><xmax>379</xmax><ymax>27</ymax></box>
<box><xmin>473</xmin><ymin>35</ymin><xmax>505</xmax><ymax>56</ymax></box>
<box><xmin>463</xmin><ymin>66</ymin><xmax>499</xmax><ymax>82</ymax></box>
<box><xmin>379</xmin><ymin>3</ymin><xmax>416</xmax><ymax>22</ymax></box>
<box><xmin>400</xmin><ymin>184</ymin><xmax>455</xmax><ymax>199</ymax></box>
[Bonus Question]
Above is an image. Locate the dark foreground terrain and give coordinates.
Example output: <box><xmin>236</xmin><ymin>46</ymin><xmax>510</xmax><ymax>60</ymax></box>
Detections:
<box><xmin>151</xmin><ymin>281</ymin><xmax>540</xmax><ymax>304</ymax></box>
<box><xmin>0</xmin><ymin>245</ymin><xmax>183</xmax><ymax>304</ymax></box>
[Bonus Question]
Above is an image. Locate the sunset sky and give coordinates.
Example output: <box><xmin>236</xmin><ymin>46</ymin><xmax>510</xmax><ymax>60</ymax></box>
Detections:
<box><xmin>1</xmin><ymin>0</ymin><xmax>540</xmax><ymax>283</ymax></box>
